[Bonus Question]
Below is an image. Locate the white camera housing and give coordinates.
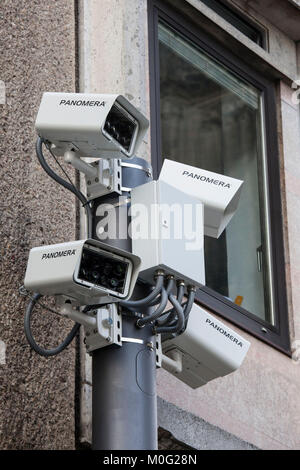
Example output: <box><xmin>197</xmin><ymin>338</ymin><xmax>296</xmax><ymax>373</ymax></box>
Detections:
<box><xmin>130</xmin><ymin>180</ymin><xmax>205</xmax><ymax>290</ymax></box>
<box><xmin>35</xmin><ymin>92</ymin><xmax>149</xmax><ymax>159</ymax></box>
<box><xmin>24</xmin><ymin>239</ymin><xmax>141</xmax><ymax>305</ymax></box>
<box><xmin>162</xmin><ymin>303</ymin><xmax>250</xmax><ymax>388</ymax></box>
<box><xmin>159</xmin><ymin>159</ymin><xmax>243</xmax><ymax>238</ymax></box>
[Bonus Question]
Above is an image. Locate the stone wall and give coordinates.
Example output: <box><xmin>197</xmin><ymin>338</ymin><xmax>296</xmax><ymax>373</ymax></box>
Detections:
<box><xmin>0</xmin><ymin>0</ymin><xmax>77</xmax><ymax>449</ymax></box>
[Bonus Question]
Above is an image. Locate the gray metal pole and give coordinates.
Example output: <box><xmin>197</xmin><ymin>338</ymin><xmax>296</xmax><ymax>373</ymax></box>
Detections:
<box><xmin>91</xmin><ymin>158</ymin><xmax>158</xmax><ymax>450</ymax></box>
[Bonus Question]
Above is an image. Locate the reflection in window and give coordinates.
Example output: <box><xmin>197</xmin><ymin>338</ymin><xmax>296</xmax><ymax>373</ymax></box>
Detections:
<box><xmin>158</xmin><ymin>22</ymin><xmax>274</xmax><ymax>324</ymax></box>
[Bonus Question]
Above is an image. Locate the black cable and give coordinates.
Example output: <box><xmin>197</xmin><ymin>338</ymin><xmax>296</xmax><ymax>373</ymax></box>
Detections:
<box><xmin>157</xmin><ymin>283</ymin><xmax>185</xmax><ymax>327</ymax></box>
<box><xmin>36</xmin><ymin>137</ymin><xmax>93</xmax><ymax>238</ymax></box>
<box><xmin>176</xmin><ymin>284</ymin><xmax>185</xmax><ymax>304</ymax></box>
<box><xmin>155</xmin><ymin>290</ymin><xmax>193</xmax><ymax>335</ymax></box>
<box><xmin>156</xmin><ymin>287</ymin><xmax>196</xmax><ymax>335</ymax></box>
<box><xmin>24</xmin><ymin>137</ymin><xmax>88</xmax><ymax>356</ymax></box>
<box><xmin>46</xmin><ymin>142</ymin><xmax>81</xmax><ymax>194</ymax></box>
<box><xmin>24</xmin><ymin>293</ymin><xmax>80</xmax><ymax>357</ymax></box>
<box><xmin>182</xmin><ymin>288</ymin><xmax>196</xmax><ymax>331</ymax></box>
<box><xmin>120</xmin><ymin>273</ymin><xmax>164</xmax><ymax>309</ymax></box>
<box><xmin>136</xmin><ymin>288</ymin><xmax>168</xmax><ymax>328</ymax></box>
<box><xmin>147</xmin><ymin>277</ymin><xmax>175</xmax><ymax>307</ymax></box>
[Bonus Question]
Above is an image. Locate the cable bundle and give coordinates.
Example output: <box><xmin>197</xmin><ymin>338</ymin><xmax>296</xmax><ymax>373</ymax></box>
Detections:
<box><xmin>121</xmin><ymin>272</ymin><xmax>196</xmax><ymax>337</ymax></box>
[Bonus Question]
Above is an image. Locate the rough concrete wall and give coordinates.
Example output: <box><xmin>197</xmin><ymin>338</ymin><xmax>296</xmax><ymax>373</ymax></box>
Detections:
<box><xmin>157</xmin><ymin>398</ymin><xmax>257</xmax><ymax>450</ymax></box>
<box><xmin>0</xmin><ymin>1</ymin><xmax>77</xmax><ymax>449</ymax></box>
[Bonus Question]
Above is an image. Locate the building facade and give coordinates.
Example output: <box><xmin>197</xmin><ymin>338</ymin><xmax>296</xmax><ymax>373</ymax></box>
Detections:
<box><xmin>0</xmin><ymin>0</ymin><xmax>300</xmax><ymax>450</ymax></box>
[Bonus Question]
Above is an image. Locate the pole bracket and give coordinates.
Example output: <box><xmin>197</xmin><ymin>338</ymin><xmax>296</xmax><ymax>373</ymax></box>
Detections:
<box><xmin>85</xmin><ymin>304</ymin><xmax>122</xmax><ymax>353</ymax></box>
<box><xmin>64</xmin><ymin>149</ymin><xmax>122</xmax><ymax>200</ymax></box>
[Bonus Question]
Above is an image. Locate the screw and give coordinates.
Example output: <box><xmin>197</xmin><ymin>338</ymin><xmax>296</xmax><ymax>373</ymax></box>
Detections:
<box><xmin>103</xmin><ymin>318</ymin><xmax>113</xmax><ymax>328</ymax></box>
<box><xmin>87</xmin><ymin>180</ymin><xmax>91</xmax><ymax>185</ymax></box>
<box><xmin>106</xmin><ymin>336</ymin><xmax>111</xmax><ymax>342</ymax></box>
<box><xmin>95</xmin><ymin>177</ymin><xmax>99</xmax><ymax>183</ymax></box>
<box><xmin>147</xmin><ymin>341</ymin><xmax>154</xmax><ymax>351</ymax></box>
<box><xmin>107</xmin><ymin>185</ymin><xmax>111</xmax><ymax>191</ymax></box>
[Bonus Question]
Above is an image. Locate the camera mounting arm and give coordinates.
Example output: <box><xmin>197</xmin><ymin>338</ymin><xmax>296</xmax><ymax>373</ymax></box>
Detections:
<box><xmin>63</xmin><ymin>149</ymin><xmax>122</xmax><ymax>200</ymax></box>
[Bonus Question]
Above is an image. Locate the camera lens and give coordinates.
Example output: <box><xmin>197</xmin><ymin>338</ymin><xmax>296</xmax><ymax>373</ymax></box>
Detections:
<box><xmin>115</xmin><ymin>264</ymin><xmax>125</xmax><ymax>277</ymax></box>
<box><xmin>110</xmin><ymin>278</ymin><xmax>119</xmax><ymax>288</ymax></box>
<box><xmin>78</xmin><ymin>247</ymin><xmax>129</xmax><ymax>294</ymax></box>
<box><xmin>104</xmin><ymin>104</ymin><xmax>136</xmax><ymax>152</ymax></box>
<box><xmin>91</xmin><ymin>270</ymin><xmax>100</xmax><ymax>281</ymax></box>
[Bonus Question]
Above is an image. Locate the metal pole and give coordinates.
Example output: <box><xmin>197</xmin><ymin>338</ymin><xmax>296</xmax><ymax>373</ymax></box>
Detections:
<box><xmin>91</xmin><ymin>158</ymin><xmax>157</xmax><ymax>450</ymax></box>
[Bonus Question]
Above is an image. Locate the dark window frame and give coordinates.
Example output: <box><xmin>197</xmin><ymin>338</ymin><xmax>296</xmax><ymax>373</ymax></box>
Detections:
<box><xmin>201</xmin><ymin>0</ymin><xmax>267</xmax><ymax>49</ymax></box>
<box><xmin>148</xmin><ymin>0</ymin><xmax>291</xmax><ymax>355</ymax></box>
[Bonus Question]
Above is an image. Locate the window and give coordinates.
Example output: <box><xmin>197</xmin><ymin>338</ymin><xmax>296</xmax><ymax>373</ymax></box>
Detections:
<box><xmin>201</xmin><ymin>0</ymin><xmax>267</xmax><ymax>48</ymax></box>
<box><xmin>148</xmin><ymin>0</ymin><xmax>290</xmax><ymax>353</ymax></box>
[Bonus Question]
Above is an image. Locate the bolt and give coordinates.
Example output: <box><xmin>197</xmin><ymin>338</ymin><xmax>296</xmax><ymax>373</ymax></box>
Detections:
<box><xmin>87</xmin><ymin>180</ymin><xmax>91</xmax><ymax>185</ymax></box>
<box><xmin>147</xmin><ymin>341</ymin><xmax>154</xmax><ymax>351</ymax></box>
<box><xmin>187</xmin><ymin>285</ymin><xmax>196</xmax><ymax>292</ymax></box>
<box><xmin>93</xmin><ymin>329</ymin><xmax>97</xmax><ymax>334</ymax></box>
<box><xmin>103</xmin><ymin>318</ymin><xmax>113</xmax><ymax>328</ymax></box>
<box><xmin>107</xmin><ymin>185</ymin><xmax>111</xmax><ymax>191</ymax></box>
<box><xmin>95</xmin><ymin>177</ymin><xmax>99</xmax><ymax>183</ymax></box>
<box><xmin>106</xmin><ymin>336</ymin><xmax>111</xmax><ymax>342</ymax></box>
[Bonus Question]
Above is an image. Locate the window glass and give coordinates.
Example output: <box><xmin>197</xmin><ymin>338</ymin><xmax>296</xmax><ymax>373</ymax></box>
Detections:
<box><xmin>158</xmin><ymin>22</ymin><xmax>274</xmax><ymax>324</ymax></box>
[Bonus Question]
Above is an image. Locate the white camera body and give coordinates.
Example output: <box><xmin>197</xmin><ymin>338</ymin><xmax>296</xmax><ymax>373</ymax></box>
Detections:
<box><xmin>24</xmin><ymin>239</ymin><xmax>141</xmax><ymax>305</ymax></box>
<box><xmin>35</xmin><ymin>92</ymin><xmax>149</xmax><ymax>159</ymax></box>
<box><xmin>130</xmin><ymin>180</ymin><xmax>205</xmax><ymax>290</ymax></box>
<box><xmin>162</xmin><ymin>303</ymin><xmax>250</xmax><ymax>388</ymax></box>
<box><xmin>159</xmin><ymin>159</ymin><xmax>243</xmax><ymax>238</ymax></box>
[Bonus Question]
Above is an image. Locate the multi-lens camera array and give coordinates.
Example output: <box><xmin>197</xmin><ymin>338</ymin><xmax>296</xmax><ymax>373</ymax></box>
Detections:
<box><xmin>104</xmin><ymin>104</ymin><xmax>136</xmax><ymax>152</ymax></box>
<box><xmin>78</xmin><ymin>247</ymin><xmax>129</xmax><ymax>294</ymax></box>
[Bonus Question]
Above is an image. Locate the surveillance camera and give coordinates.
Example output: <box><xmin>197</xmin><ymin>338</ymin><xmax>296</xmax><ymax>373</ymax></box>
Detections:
<box><xmin>35</xmin><ymin>92</ymin><xmax>149</xmax><ymax>159</ymax></box>
<box><xmin>161</xmin><ymin>303</ymin><xmax>250</xmax><ymax>388</ymax></box>
<box><xmin>159</xmin><ymin>159</ymin><xmax>243</xmax><ymax>238</ymax></box>
<box><xmin>130</xmin><ymin>180</ymin><xmax>206</xmax><ymax>290</ymax></box>
<box><xmin>24</xmin><ymin>239</ymin><xmax>141</xmax><ymax>305</ymax></box>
